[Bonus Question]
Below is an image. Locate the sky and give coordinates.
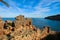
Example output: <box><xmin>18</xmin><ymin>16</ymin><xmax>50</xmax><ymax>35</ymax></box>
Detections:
<box><xmin>0</xmin><ymin>0</ymin><xmax>60</xmax><ymax>18</ymax></box>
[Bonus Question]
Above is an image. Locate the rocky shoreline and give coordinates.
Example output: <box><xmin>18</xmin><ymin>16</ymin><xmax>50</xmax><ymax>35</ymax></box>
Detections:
<box><xmin>0</xmin><ymin>15</ymin><xmax>60</xmax><ymax>40</ymax></box>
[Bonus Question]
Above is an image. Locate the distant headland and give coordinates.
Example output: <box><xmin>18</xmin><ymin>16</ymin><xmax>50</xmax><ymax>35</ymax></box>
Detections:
<box><xmin>45</xmin><ymin>14</ymin><xmax>60</xmax><ymax>21</ymax></box>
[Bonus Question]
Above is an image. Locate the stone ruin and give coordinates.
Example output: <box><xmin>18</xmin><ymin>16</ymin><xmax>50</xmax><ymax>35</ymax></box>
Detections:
<box><xmin>0</xmin><ymin>15</ymin><xmax>56</xmax><ymax>40</ymax></box>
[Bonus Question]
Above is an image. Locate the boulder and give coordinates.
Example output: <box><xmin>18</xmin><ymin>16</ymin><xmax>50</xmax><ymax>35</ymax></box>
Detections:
<box><xmin>4</xmin><ymin>20</ymin><xmax>12</xmax><ymax>29</ymax></box>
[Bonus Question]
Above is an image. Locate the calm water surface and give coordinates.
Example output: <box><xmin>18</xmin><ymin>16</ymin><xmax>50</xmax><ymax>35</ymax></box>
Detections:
<box><xmin>2</xmin><ymin>18</ymin><xmax>60</xmax><ymax>31</ymax></box>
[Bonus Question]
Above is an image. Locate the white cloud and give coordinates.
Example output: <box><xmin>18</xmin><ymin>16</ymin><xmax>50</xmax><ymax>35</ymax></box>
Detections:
<box><xmin>37</xmin><ymin>0</ymin><xmax>60</xmax><ymax>7</ymax></box>
<box><xmin>29</xmin><ymin>0</ymin><xmax>60</xmax><ymax>16</ymax></box>
<box><xmin>0</xmin><ymin>0</ymin><xmax>60</xmax><ymax>18</ymax></box>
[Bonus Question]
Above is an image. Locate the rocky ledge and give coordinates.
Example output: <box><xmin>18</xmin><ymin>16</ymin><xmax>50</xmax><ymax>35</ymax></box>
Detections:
<box><xmin>0</xmin><ymin>15</ymin><xmax>60</xmax><ymax>40</ymax></box>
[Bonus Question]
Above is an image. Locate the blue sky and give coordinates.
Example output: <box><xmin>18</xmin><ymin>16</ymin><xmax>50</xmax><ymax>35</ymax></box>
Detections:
<box><xmin>0</xmin><ymin>0</ymin><xmax>60</xmax><ymax>18</ymax></box>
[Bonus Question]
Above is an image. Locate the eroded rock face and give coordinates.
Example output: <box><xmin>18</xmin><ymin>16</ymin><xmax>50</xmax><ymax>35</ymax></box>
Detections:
<box><xmin>0</xmin><ymin>19</ymin><xmax>4</xmax><ymax>29</ymax></box>
<box><xmin>14</xmin><ymin>15</ymin><xmax>32</xmax><ymax>30</ymax></box>
<box><xmin>0</xmin><ymin>15</ymin><xmax>58</xmax><ymax>40</ymax></box>
<box><xmin>0</xmin><ymin>35</ymin><xmax>8</xmax><ymax>40</ymax></box>
<box><xmin>0</xmin><ymin>18</ymin><xmax>8</xmax><ymax>40</ymax></box>
<box><xmin>4</xmin><ymin>20</ymin><xmax>12</xmax><ymax>29</ymax></box>
<box><xmin>10</xmin><ymin>26</ymin><xmax>41</xmax><ymax>40</ymax></box>
<box><xmin>25</xmin><ymin>18</ymin><xmax>32</xmax><ymax>26</ymax></box>
<box><xmin>0</xmin><ymin>18</ymin><xmax>4</xmax><ymax>36</ymax></box>
<box><xmin>14</xmin><ymin>15</ymin><xmax>25</xmax><ymax>28</ymax></box>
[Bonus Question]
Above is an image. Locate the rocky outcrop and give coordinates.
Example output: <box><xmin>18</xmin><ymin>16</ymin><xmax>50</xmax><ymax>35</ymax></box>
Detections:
<box><xmin>41</xmin><ymin>32</ymin><xmax>60</xmax><ymax>40</ymax></box>
<box><xmin>0</xmin><ymin>15</ymin><xmax>59</xmax><ymax>40</ymax></box>
<box><xmin>0</xmin><ymin>18</ymin><xmax>4</xmax><ymax>29</ymax></box>
<box><xmin>4</xmin><ymin>20</ymin><xmax>12</xmax><ymax>29</ymax></box>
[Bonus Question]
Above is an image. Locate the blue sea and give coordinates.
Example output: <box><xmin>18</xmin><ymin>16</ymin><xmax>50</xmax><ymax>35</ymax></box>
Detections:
<box><xmin>2</xmin><ymin>18</ymin><xmax>60</xmax><ymax>32</ymax></box>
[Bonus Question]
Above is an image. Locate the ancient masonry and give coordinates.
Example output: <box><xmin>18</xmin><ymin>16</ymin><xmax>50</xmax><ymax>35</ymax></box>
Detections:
<box><xmin>0</xmin><ymin>15</ymin><xmax>55</xmax><ymax>40</ymax></box>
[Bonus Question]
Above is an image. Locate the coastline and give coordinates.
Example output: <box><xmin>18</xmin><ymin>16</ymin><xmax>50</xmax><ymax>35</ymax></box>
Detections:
<box><xmin>0</xmin><ymin>15</ymin><xmax>60</xmax><ymax>40</ymax></box>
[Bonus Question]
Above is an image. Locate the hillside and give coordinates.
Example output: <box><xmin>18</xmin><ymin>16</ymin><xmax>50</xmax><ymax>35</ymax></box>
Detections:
<box><xmin>45</xmin><ymin>14</ymin><xmax>60</xmax><ymax>20</ymax></box>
